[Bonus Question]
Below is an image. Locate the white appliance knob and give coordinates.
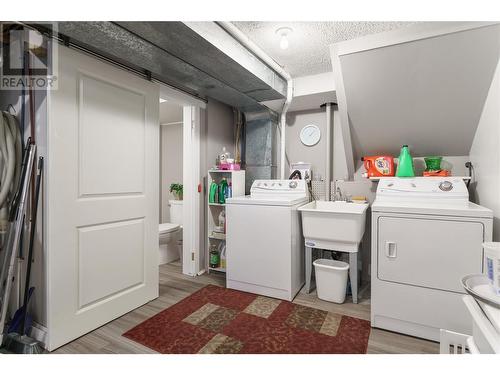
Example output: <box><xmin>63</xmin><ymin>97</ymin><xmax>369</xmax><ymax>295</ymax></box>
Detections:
<box><xmin>289</xmin><ymin>181</ymin><xmax>298</xmax><ymax>189</ymax></box>
<box><xmin>439</xmin><ymin>181</ymin><xmax>453</xmax><ymax>191</ymax></box>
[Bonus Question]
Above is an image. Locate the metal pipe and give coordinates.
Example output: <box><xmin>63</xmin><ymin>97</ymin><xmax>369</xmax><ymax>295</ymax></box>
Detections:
<box><xmin>321</xmin><ymin>103</ymin><xmax>335</xmax><ymax>201</ymax></box>
<box><xmin>325</xmin><ymin>104</ymin><xmax>332</xmax><ymax>200</ymax></box>
<box><xmin>216</xmin><ymin>22</ymin><xmax>293</xmax><ymax>179</ymax></box>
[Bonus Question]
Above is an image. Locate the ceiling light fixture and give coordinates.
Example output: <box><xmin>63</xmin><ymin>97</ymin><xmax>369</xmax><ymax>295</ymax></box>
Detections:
<box><xmin>276</xmin><ymin>27</ymin><xmax>293</xmax><ymax>50</ymax></box>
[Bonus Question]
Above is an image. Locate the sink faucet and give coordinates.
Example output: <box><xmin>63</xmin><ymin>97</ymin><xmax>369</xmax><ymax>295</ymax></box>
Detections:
<box><xmin>335</xmin><ymin>186</ymin><xmax>344</xmax><ymax>201</ymax></box>
<box><xmin>334</xmin><ymin>185</ymin><xmax>352</xmax><ymax>202</ymax></box>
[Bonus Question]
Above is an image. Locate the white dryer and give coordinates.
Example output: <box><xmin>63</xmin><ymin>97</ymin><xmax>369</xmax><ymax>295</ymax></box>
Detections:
<box><xmin>226</xmin><ymin>179</ymin><xmax>309</xmax><ymax>301</ymax></box>
<box><xmin>371</xmin><ymin>177</ymin><xmax>493</xmax><ymax>341</ymax></box>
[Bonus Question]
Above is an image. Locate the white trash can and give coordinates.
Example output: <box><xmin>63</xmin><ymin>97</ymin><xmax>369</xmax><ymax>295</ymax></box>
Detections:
<box><xmin>313</xmin><ymin>259</ymin><xmax>349</xmax><ymax>304</ymax></box>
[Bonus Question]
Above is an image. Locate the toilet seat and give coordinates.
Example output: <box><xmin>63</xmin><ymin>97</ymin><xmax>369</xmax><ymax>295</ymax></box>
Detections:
<box><xmin>159</xmin><ymin>223</ymin><xmax>180</xmax><ymax>234</ymax></box>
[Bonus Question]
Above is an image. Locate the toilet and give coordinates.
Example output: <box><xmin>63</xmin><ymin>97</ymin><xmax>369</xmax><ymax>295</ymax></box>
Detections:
<box><xmin>159</xmin><ymin>200</ymin><xmax>183</xmax><ymax>265</ymax></box>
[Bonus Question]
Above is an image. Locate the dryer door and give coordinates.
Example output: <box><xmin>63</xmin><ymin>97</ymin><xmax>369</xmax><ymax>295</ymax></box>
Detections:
<box><xmin>377</xmin><ymin>216</ymin><xmax>484</xmax><ymax>293</ymax></box>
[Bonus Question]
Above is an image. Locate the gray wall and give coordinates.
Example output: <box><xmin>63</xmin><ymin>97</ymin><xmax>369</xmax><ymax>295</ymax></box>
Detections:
<box><xmin>470</xmin><ymin>59</ymin><xmax>500</xmax><ymax>241</ymax></box>
<box><xmin>286</xmin><ymin>109</ymin><xmax>327</xmax><ymax>180</ymax></box>
<box><xmin>160</xmin><ymin>124</ymin><xmax>183</xmax><ymax>223</ymax></box>
<box><xmin>339</xmin><ymin>24</ymin><xmax>500</xmax><ymax>163</ymax></box>
<box><xmin>205</xmin><ymin>98</ymin><xmax>235</xmax><ymax>171</ymax></box>
<box><xmin>285</xmin><ymin>108</ymin><xmax>348</xmax><ymax>181</ymax></box>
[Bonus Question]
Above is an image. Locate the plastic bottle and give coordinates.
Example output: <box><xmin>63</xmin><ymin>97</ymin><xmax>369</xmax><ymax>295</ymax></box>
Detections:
<box><xmin>218</xmin><ymin>210</ymin><xmax>226</xmax><ymax>233</ymax></box>
<box><xmin>209</xmin><ymin>244</ymin><xmax>220</xmax><ymax>268</ymax></box>
<box><xmin>219</xmin><ymin>242</ymin><xmax>227</xmax><ymax>270</ymax></box>
<box><xmin>209</xmin><ymin>182</ymin><xmax>218</xmax><ymax>203</ymax></box>
<box><xmin>227</xmin><ymin>182</ymin><xmax>232</xmax><ymax>199</ymax></box>
<box><xmin>484</xmin><ymin>242</ymin><xmax>500</xmax><ymax>294</ymax></box>
<box><xmin>219</xmin><ymin>147</ymin><xmax>230</xmax><ymax>165</ymax></box>
<box><xmin>396</xmin><ymin>145</ymin><xmax>415</xmax><ymax>177</ymax></box>
<box><xmin>218</xmin><ymin>178</ymin><xmax>228</xmax><ymax>204</ymax></box>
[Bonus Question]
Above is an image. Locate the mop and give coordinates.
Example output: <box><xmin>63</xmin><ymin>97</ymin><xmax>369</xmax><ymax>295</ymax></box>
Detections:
<box><xmin>3</xmin><ymin>156</ymin><xmax>44</xmax><ymax>354</ymax></box>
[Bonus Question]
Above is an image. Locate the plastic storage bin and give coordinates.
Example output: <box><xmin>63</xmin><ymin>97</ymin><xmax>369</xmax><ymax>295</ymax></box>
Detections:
<box><xmin>483</xmin><ymin>242</ymin><xmax>500</xmax><ymax>294</ymax></box>
<box><xmin>313</xmin><ymin>259</ymin><xmax>349</xmax><ymax>303</ymax></box>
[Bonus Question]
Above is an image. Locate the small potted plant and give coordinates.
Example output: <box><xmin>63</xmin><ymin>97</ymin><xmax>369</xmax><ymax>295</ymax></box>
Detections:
<box><xmin>169</xmin><ymin>183</ymin><xmax>183</xmax><ymax>200</ymax></box>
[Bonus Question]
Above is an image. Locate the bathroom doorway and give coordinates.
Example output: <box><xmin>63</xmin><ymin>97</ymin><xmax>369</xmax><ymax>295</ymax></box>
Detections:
<box><xmin>158</xmin><ymin>85</ymin><xmax>205</xmax><ymax>277</ymax></box>
<box><xmin>159</xmin><ymin>100</ymin><xmax>184</xmax><ymax>266</ymax></box>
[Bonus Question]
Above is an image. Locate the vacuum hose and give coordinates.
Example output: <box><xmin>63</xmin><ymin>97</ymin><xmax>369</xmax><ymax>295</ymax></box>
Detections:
<box><xmin>0</xmin><ymin>112</ymin><xmax>22</xmax><ymax>234</ymax></box>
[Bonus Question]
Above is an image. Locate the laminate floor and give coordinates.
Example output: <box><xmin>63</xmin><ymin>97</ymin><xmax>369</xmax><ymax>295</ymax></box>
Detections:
<box><xmin>54</xmin><ymin>261</ymin><xmax>439</xmax><ymax>354</ymax></box>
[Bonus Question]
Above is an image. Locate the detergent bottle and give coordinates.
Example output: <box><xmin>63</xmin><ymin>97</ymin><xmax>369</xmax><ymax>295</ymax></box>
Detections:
<box><xmin>361</xmin><ymin>156</ymin><xmax>395</xmax><ymax>178</ymax></box>
<box><xmin>396</xmin><ymin>145</ymin><xmax>415</xmax><ymax>177</ymax></box>
<box><xmin>209</xmin><ymin>182</ymin><xmax>218</xmax><ymax>203</ymax></box>
<box><xmin>218</xmin><ymin>178</ymin><xmax>228</xmax><ymax>204</ymax></box>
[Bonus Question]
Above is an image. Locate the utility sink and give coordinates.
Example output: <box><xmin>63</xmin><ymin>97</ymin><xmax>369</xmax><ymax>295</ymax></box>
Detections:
<box><xmin>298</xmin><ymin>201</ymin><xmax>369</xmax><ymax>252</ymax></box>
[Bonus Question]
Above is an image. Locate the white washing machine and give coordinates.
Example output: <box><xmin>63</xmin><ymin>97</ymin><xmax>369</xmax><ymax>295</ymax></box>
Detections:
<box><xmin>226</xmin><ymin>179</ymin><xmax>309</xmax><ymax>301</ymax></box>
<box><xmin>371</xmin><ymin>177</ymin><xmax>493</xmax><ymax>341</ymax></box>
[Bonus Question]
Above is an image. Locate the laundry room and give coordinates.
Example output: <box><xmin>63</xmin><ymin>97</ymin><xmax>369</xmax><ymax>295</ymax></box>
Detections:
<box><xmin>0</xmin><ymin>11</ymin><xmax>500</xmax><ymax>367</ymax></box>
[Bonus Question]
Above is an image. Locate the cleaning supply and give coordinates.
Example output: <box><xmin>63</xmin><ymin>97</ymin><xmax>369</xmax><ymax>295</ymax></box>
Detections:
<box><xmin>227</xmin><ymin>182</ymin><xmax>232</xmax><ymax>199</ymax></box>
<box><xmin>361</xmin><ymin>156</ymin><xmax>395</xmax><ymax>178</ymax></box>
<box><xmin>218</xmin><ymin>210</ymin><xmax>226</xmax><ymax>233</ymax></box>
<box><xmin>395</xmin><ymin>145</ymin><xmax>415</xmax><ymax>177</ymax></box>
<box><xmin>218</xmin><ymin>178</ymin><xmax>228</xmax><ymax>204</ymax></box>
<box><xmin>209</xmin><ymin>182</ymin><xmax>218</xmax><ymax>203</ymax></box>
<box><xmin>483</xmin><ymin>242</ymin><xmax>500</xmax><ymax>295</ymax></box>
<box><xmin>424</xmin><ymin>156</ymin><xmax>443</xmax><ymax>171</ymax></box>
<box><xmin>209</xmin><ymin>244</ymin><xmax>220</xmax><ymax>268</ymax></box>
<box><xmin>219</xmin><ymin>242</ymin><xmax>227</xmax><ymax>270</ymax></box>
<box><xmin>219</xmin><ymin>147</ymin><xmax>230</xmax><ymax>167</ymax></box>
<box><xmin>423</xmin><ymin>156</ymin><xmax>450</xmax><ymax>177</ymax></box>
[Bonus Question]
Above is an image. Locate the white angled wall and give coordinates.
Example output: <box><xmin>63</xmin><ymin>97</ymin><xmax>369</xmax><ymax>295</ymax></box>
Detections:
<box><xmin>470</xmin><ymin>59</ymin><xmax>500</xmax><ymax>241</ymax></box>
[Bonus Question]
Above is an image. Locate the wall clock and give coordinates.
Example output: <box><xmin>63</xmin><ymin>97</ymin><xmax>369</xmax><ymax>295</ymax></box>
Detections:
<box><xmin>300</xmin><ymin>124</ymin><xmax>321</xmax><ymax>146</ymax></box>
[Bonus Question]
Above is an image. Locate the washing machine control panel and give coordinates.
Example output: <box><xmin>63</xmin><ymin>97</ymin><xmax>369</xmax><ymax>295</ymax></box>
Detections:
<box><xmin>251</xmin><ymin>179</ymin><xmax>308</xmax><ymax>198</ymax></box>
<box><xmin>374</xmin><ymin>177</ymin><xmax>469</xmax><ymax>206</ymax></box>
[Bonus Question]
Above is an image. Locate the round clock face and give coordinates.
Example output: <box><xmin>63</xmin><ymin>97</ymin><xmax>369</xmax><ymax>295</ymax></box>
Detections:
<box><xmin>300</xmin><ymin>124</ymin><xmax>321</xmax><ymax>146</ymax></box>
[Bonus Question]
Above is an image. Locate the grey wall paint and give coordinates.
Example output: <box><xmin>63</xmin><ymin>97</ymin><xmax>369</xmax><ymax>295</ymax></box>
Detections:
<box><xmin>470</xmin><ymin>59</ymin><xmax>500</xmax><ymax>241</ymax></box>
<box><xmin>285</xmin><ymin>108</ymin><xmax>348</xmax><ymax>181</ymax></box>
<box><xmin>205</xmin><ymin>98</ymin><xmax>235</xmax><ymax>171</ymax></box>
<box><xmin>286</xmin><ymin>109</ymin><xmax>327</xmax><ymax>180</ymax></box>
<box><xmin>339</xmin><ymin>24</ymin><xmax>500</xmax><ymax>162</ymax></box>
<box><xmin>160</xmin><ymin>123</ymin><xmax>183</xmax><ymax>223</ymax></box>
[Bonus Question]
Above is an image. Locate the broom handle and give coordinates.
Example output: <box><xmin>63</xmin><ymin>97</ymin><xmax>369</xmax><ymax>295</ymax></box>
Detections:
<box><xmin>19</xmin><ymin>157</ymin><xmax>43</xmax><ymax>336</ymax></box>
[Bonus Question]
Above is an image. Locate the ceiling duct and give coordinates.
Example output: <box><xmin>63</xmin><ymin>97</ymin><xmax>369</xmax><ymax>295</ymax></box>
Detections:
<box><xmin>51</xmin><ymin>22</ymin><xmax>286</xmax><ymax>111</ymax></box>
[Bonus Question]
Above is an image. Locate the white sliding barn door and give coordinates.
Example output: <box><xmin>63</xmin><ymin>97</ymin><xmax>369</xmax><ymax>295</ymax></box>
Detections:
<box><xmin>46</xmin><ymin>46</ymin><xmax>159</xmax><ymax>350</ymax></box>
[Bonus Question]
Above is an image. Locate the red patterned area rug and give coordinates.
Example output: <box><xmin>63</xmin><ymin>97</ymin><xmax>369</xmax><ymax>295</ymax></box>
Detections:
<box><xmin>123</xmin><ymin>284</ymin><xmax>371</xmax><ymax>354</ymax></box>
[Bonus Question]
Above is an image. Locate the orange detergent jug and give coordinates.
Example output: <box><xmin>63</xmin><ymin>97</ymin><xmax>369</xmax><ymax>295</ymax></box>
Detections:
<box><xmin>362</xmin><ymin>156</ymin><xmax>395</xmax><ymax>178</ymax></box>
